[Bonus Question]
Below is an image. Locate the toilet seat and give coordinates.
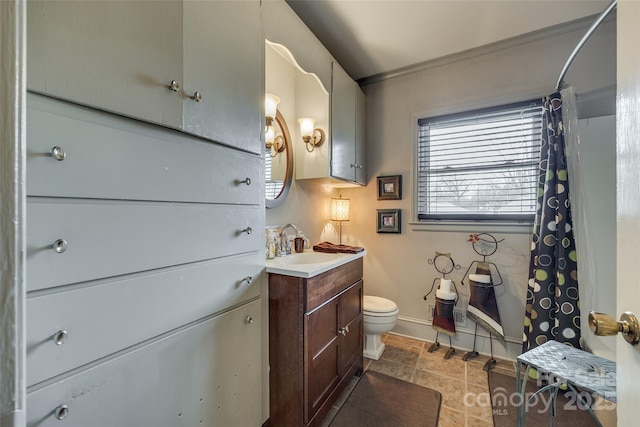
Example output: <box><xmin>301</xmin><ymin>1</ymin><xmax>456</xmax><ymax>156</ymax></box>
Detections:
<box><xmin>363</xmin><ymin>295</ymin><xmax>399</xmax><ymax>316</ymax></box>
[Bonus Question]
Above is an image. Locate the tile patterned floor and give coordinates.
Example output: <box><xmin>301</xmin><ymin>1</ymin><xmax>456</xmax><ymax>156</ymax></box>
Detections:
<box><xmin>321</xmin><ymin>333</ymin><xmax>518</xmax><ymax>427</ymax></box>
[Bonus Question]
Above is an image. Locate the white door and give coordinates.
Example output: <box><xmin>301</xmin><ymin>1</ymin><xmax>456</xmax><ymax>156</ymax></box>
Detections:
<box><xmin>616</xmin><ymin>1</ymin><xmax>640</xmax><ymax>425</ymax></box>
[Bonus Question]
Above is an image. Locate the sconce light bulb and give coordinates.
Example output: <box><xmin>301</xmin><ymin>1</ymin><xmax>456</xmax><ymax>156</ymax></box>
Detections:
<box><xmin>297</xmin><ymin>118</ymin><xmax>316</xmax><ymax>138</ymax></box>
<box><xmin>265</xmin><ymin>94</ymin><xmax>280</xmax><ymax>129</ymax></box>
<box><xmin>265</xmin><ymin>125</ymin><xmax>275</xmax><ymax>144</ymax></box>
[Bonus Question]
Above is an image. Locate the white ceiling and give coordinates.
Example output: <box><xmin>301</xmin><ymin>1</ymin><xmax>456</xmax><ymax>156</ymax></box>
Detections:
<box><xmin>286</xmin><ymin>0</ymin><xmax>610</xmax><ymax>81</ymax></box>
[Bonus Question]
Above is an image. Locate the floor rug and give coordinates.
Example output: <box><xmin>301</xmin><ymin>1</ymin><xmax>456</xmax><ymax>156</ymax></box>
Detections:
<box><xmin>489</xmin><ymin>370</ymin><xmax>607</xmax><ymax>427</ymax></box>
<box><xmin>329</xmin><ymin>370</ymin><xmax>441</xmax><ymax>427</ymax></box>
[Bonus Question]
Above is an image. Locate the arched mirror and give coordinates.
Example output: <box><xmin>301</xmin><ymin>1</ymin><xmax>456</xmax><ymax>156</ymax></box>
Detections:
<box><xmin>266</xmin><ymin>110</ymin><xmax>293</xmax><ymax>208</ymax></box>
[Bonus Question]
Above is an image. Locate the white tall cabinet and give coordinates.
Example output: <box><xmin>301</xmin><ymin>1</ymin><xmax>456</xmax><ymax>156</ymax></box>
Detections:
<box><xmin>25</xmin><ymin>1</ymin><xmax>265</xmax><ymax>425</ymax></box>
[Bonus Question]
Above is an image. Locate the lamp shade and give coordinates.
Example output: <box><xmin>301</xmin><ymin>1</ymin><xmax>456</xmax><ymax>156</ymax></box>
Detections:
<box><xmin>265</xmin><ymin>126</ymin><xmax>275</xmax><ymax>145</ymax></box>
<box><xmin>297</xmin><ymin>118</ymin><xmax>315</xmax><ymax>138</ymax></box>
<box><xmin>265</xmin><ymin>94</ymin><xmax>280</xmax><ymax>119</ymax></box>
<box><xmin>330</xmin><ymin>197</ymin><xmax>350</xmax><ymax>221</ymax></box>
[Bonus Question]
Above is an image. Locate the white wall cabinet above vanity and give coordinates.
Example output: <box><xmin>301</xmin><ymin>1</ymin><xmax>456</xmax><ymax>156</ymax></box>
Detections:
<box><xmin>331</xmin><ymin>62</ymin><xmax>367</xmax><ymax>186</ymax></box>
<box><xmin>27</xmin><ymin>0</ymin><xmax>262</xmax><ymax>154</ymax></box>
<box><xmin>263</xmin><ymin>0</ymin><xmax>367</xmax><ymax>188</ymax></box>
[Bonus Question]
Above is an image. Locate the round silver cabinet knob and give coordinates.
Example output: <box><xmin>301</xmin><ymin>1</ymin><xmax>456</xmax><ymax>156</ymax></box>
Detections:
<box><xmin>245</xmin><ymin>316</ymin><xmax>253</xmax><ymax>324</ymax></box>
<box><xmin>191</xmin><ymin>91</ymin><xmax>202</xmax><ymax>102</ymax></box>
<box><xmin>53</xmin><ymin>330</ymin><xmax>68</xmax><ymax>346</ymax></box>
<box><xmin>169</xmin><ymin>80</ymin><xmax>180</xmax><ymax>92</ymax></box>
<box><xmin>241</xmin><ymin>227</ymin><xmax>252</xmax><ymax>235</ymax></box>
<box><xmin>52</xmin><ymin>239</ymin><xmax>67</xmax><ymax>254</ymax></box>
<box><xmin>54</xmin><ymin>404</ymin><xmax>69</xmax><ymax>420</ymax></box>
<box><xmin>238</xmin><ymin>177</ymin><xmax>251</xmax><ymax>186</ymax></box>
<box><xmin>50</xmin><ymin>146</ymin><xmax>66</xmax><ymax>161</ymax></box>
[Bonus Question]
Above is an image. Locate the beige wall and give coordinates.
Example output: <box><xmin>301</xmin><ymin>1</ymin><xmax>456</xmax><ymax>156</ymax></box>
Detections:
<box><xmin>268</xmin><ymin>18</ymin><xmax>616</xmax><ymax>360</ymax></box>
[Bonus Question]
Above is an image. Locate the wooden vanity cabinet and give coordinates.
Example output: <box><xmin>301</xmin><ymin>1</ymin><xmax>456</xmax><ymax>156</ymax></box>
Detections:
<box><xmin>269</xmin><ymin>258</ymin><xmax>364</xmax><ymax>427</ymax></box>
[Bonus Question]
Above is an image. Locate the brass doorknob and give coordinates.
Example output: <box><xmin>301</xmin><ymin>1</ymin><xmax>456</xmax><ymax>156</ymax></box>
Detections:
<box><xmin>588</xmin><ymin>310</ymin><xmax>640</xmax><ymax>344</ymax></box>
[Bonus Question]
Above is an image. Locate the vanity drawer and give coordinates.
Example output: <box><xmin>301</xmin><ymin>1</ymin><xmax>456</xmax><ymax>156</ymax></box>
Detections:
<box><xmin>27</xmin><ymin>94</ymin><xmax>260</xmax><ymax>205</ymax></box>
<box><xmin>27</xmin><ymin>252</ymin><xmax>261</xmax><ymax>386</ymax></box>
<box><xmin>27</xmin><ymin>199</ymin><xmax>261</xmax><ymax>291</ymax></box>
<box><xmin>27</xmin><ymin>299</ymin><xmax>262</xmax><ymax>427</ymax></box>
<box><xmin>306</xmin><ymin>258</ymin><xmax>363</xmax><ymax>312</ymax></box>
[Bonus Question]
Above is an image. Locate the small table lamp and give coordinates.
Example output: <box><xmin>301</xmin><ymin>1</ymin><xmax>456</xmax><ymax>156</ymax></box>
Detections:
<box><xmin>330</xmin><ymin>196</ymin><xmax>350</xmax><ymax>244</ymax></box>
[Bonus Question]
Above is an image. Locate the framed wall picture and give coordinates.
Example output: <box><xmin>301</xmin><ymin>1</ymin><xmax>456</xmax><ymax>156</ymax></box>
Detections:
<box><xmin>377</xmin><ymin>209</ymin><xmax>401</xmax><ymax>233</ymax></box>
<box><xmin>377</xmin><ymin>175</ymin><xmax>402</xmax><ymax>200</ymax></box>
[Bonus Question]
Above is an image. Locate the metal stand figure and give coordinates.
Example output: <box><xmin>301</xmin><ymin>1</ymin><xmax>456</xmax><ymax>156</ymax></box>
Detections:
<box><xmin>423</xmin><ymin>252</ymin><xmax>461</xmax><ymax>359</ymax></box>
<box><xmin>461</xmin><ymin>233</ymin><xmax>505</xmax><ymax>371</ymax></box>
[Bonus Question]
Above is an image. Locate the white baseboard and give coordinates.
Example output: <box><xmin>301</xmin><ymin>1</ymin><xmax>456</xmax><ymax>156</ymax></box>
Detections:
<box><xmin>391</xmin><ymin>315</ymin><xmax>521</xmax><ymax>362</ymax></box>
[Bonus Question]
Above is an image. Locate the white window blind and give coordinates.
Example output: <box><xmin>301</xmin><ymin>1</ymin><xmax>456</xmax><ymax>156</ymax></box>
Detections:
<box><xmin>264</xmin><ymin>154</ymin><xmax>283</xmax><ymax>199</ymax></box>
<box><xmin>417</xmin><ymin>99</ymin><xmax>542</xmax><ymax>221</ymax></box>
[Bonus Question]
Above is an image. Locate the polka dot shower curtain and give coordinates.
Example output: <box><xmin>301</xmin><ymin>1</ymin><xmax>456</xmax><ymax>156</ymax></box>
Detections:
<box><xmin>523</xmin><ymin>92</ymin><xmax>581</xmax><ymax>351</ymax></box>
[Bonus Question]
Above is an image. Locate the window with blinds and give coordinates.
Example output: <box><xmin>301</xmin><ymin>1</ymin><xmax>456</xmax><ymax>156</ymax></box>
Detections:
<box><xmin>417</xmin><ymin>99</ymin><xmax>542</xmax><ymax>222</ymax></box>
<box><xmin>265</xmin><ymin>154</ymin><xmax>283</xmax><ymax>199</ymax></box>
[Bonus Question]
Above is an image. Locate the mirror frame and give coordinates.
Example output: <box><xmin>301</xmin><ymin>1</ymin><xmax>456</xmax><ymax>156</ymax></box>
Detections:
<box><xmin>266</xmin><ymin>110</ymin><xmax>293</xmax><ymax>209</ymax></box>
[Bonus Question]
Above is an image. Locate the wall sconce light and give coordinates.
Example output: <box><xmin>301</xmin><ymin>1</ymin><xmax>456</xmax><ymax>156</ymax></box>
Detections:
<box><xmin>265</xmin><ymin>94</ymin><xmax>280</xmax><ymax>128</ymax></box>
<box><xmin>330</xmin><ymin>195</ymin><xmax>350</xmax><ymax>245</ymax></box>
<box><xmin>265</xmin><ymin>127</ymin><xmax>285</xmax><ymax>158</ymax></box>
<box><xmin>297</xmin><ymin>118</ymin><xmax>325</xmax><ymax>152</ymax></box>
<box><xmin>265</xmin><ymin>93</ymin><xmax>285</xmax><ymax>157</ymax></box>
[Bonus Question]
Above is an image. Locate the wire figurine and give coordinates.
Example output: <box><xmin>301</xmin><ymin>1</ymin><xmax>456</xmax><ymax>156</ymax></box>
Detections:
<box><xmin>460</xmin><ymin>233</ymin><xmax>505</xmax><ymax>371</ymax></box>
<box><xmin>423</xmin><ymin>251</ymin><xmax>461</xmax><ymax>359</ymax></box>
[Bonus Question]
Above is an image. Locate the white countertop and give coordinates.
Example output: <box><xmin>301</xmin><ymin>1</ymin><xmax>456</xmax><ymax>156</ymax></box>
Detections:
<box><xmin>265</xmin><ymin>249</ymin><xmax>366</xmax><ymax>278</ymax></box>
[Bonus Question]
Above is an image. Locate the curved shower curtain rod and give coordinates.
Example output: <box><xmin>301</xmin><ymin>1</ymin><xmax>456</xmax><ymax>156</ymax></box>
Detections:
<box><xmin>555</xmin><ymin>0</ymin><xmax>617</xmax><ymax>92</ymax></box>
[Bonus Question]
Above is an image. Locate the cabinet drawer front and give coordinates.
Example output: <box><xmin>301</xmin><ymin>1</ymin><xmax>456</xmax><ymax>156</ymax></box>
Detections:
<box><xmin>27</xmin><ymin>253</ymin><xmax>261</xmax><ymax>386</ymax></box>
<box><xmin>306</xmin><ymin>258</ymin><xmax>363</xmax><ymax>312</ymax></box>
<box><xmin>27</xmin><ymin>300</ymin><xmax>263</xmax><ymax>427</ymax></box>
<box><xmin>27</xmin><ymin>200</ymin><xmax>261</xmax><ymax>291</ymax></box>
<box><xmin>27</xmin><ymin>96</ymin><xmax>260</xmax><ymax>204</ymax></box>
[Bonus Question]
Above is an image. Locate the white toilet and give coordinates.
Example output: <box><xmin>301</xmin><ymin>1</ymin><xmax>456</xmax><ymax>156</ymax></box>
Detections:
<box><xmin>363</xmin><ymin>295</ymin><xmax>399</xmax><ymax>360</ymax></box>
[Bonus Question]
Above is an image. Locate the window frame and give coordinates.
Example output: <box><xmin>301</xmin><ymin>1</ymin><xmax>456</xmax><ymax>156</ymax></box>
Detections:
<box><xmin>412</xmin><ymin>98</ymin><xmax>542</xmax><ymax>228</ymax></box>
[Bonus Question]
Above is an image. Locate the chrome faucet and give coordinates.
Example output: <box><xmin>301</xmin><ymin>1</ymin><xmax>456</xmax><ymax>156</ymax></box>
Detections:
<box><xmin>277</xmin><ymin>223</ymin><xmax>299</xmax><ymax>256</ymax></box>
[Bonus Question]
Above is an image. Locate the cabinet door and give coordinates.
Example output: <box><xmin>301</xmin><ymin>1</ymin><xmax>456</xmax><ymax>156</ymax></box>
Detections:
<box><xmin>27</xmin><ymin>1</ymin><xmax>183</xmax><ymax>130</ymax></box>
<box><xmin>27</xmin><ymin>299</ymin><xmax>262</xmax><ymax>427</ymax></box>
<box><xmin>305</xmin><ymin>300</ymin><xmax>340</xmax><ymax>423</ymax></box>
<box><xmin>183</xmin><ymin>0</ymin><xmax>262</xmax><ymax>154</ymax></box>
<box><xmin>330</xmin><ymin>62</ymin><xmax>357</xmax><ymax>182</ymax></box>
<box><xmin>355</xmin><ymin>88</ymin><xmax>367</xmax><ymax>185</ymax></box>
<box><xmin>338</xmin><ymin>280</ymin><xmax>363</xmax><ymax>377</ymax></box>
<box><xmin>27</xmin><ymin>253</ymin><xmax>261</xmax><ymax>386</ymax></box>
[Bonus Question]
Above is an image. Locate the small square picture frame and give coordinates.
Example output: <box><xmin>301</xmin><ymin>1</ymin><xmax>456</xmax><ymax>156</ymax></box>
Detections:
<box><xmin>377</xmin><ymin>209</ymin><xmax>401</xmax><ymax>233</ymax></box>
<box><xmin>377</xmin><ymin>175</ymin><xmax>402</xmax><ymax>200</ymax></box>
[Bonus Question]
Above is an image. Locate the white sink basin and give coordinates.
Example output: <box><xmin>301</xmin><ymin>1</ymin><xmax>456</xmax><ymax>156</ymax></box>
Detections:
<box><xmin>276</xmin><ymin>252</ymin><xmax>342</xmax><ymax>265</ymax></box>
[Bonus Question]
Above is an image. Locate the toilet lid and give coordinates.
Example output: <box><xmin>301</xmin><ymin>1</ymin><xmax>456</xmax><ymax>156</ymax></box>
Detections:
<box><xmin>363</xmin><ymin>295</ymin><xmax>398</xmax><ymax>313</ymax></box>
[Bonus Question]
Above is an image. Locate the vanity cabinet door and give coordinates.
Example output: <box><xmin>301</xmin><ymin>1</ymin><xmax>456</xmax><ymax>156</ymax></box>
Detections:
<box><xmin>182</xmin><ymin>0</ymin><xmax>262</xmax><ymax>154</ymax></box>
<box><xmin>305</xmin><ymin>299</ymin><xmax>340</xmax><ymax>424</ymax></box>
<box><xmin>27</xmin><ymin>1</ymin><xmax>183</xmax><ymax>130</ymax></box>
<box><xmin>338</xmin><ymin>280</ymin><xmax>363</xmax><ymax>377</ymax></box>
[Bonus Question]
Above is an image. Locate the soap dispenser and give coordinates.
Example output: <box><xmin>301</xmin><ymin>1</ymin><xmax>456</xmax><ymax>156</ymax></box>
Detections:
<box><xmin>266</xmin><ymin>230</ymin><xmax>277</xmax><ymax>259</ymax></box>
